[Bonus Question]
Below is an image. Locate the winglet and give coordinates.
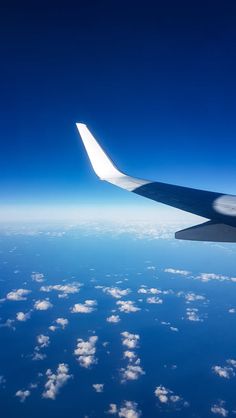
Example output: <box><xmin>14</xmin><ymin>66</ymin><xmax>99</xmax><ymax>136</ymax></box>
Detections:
<box><xmin>76</xmin><ymin>123</ymin><xmax>123</xmax><ymax>180</ymax></box>
<box><xmin>76</xmin><ymin>123</ymin><xmax>150</xmax><ymax>191</ymax></box>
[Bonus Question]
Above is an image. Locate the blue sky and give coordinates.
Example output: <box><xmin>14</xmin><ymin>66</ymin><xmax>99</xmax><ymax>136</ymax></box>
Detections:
<box><xmin>1</xmin><ymin>1</ymin><xmax>236</xmax><ymax>220</ymax></box>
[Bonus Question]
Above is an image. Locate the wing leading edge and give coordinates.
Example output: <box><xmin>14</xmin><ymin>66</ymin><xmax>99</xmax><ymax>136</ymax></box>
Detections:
<box><xmin>76</xmin><ymin>123</ymin><xmax>236</xmax><ymax>242</ymax></box>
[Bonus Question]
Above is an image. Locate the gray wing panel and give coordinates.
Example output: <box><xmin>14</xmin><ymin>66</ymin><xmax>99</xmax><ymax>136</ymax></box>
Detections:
<box><xmin>175</xmin><ymin>221</ymin><xmax>236</xmax><ymax>242</ymax></box>
<box><xmin>133</xmin><ymin>182</ymin><xmax>222</xmax><ymax>220</ymax></box>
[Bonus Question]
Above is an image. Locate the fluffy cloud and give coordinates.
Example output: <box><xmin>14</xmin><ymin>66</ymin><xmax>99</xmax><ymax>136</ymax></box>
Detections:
<box><xmin>184</xmin><ymin>292</ymin><xmax>205</xmax><ymax>303</ymax></box>
<box><xmin>117</xmin><ymin>301</ymin><xmax>140</xmax><ymax>313</ymax></box>
<box><xmin>16</xmin><ymin>311</ymin><xmax>31</xmax><ymax>321</ymax></box>
<box><xmin>34</xmin><ymin>300</ymin><xmax>53</xmax><ymax>311</ymax></box>
<box><xmin>37</xmin><ymin>334</ymin><xmax>50</xmax><ymax>348</ymax></box>
<box><xmin>92</xmin><ymin>383</ymin><xmax>104</xmax><ymax>392</ymax></box>
<box><xmin>121</xmin><ymin>363</ymin><xmax>145</xmax><ymax>382</ymax></box>
<box><xmin>15</xmin><ymin>389</ymin><xmax>31</xmax><ymax>402</ymax></box>
<box><xmin>154</xmin><ymin>385</ymin><xmax>188</xmax><ymax>408</ymax></box>
<box><xmin>40</xmin><ymin>283</ymin><xmax>81</xmax><ymax>297</ymax></box>
<box><xmin>42</xmin><ymin>363</ymin><xmax>72</xmax><ymax>400</ymax></box>
<box><xmin>55</xmin><ymin>318</ymin><xmax>69</xmax><ymax>329</ymax></box>
<box><xmin>138</xmin><ymin>287</ymin><xmax>162</xmax><ymax>295</ymax></box>
<box><xmin>186</xmin><ymin>308</ymin><xmax>202</xmax><ymax>322</ymax></box>
<box><xmin>121</xmin><ymin>332</ymin><xmax>140</xmax><ymax>349</ymax></box>
<box><xmin>118</xmin><ymin>401</ymin><xmax>141</xmax><ymax>418</ymax></box>
<box><xmin>102</xmin><ymin>287</ymin><xmax>131</xmax><ymax>299</ymax></box>
<box><xmin>197</xmin><ymin>273</ymin><xmax>229</xmax><ymax>283</ymax></box>
<box><xmin>107</xmin><ymin>403</ymin><xmax>118</xmax><ymax>414</ymax></box>
<box><xmin>212</xmin><ymin>362</ymin><xmax>236</xmax><ymax>379</ymax></box>
<box><xmin>74</xmin><ymin>336</ymin><xmax>98</xmax><ymax>368</ymax></box>
<box><xmin>31</xmin><ymin>272</ymin><xmax>45</xmax><ymax>282</ymax></box>
<box><xmin>211</xmin><ymin>401</ymin><xmax>228</xmax><ymax>417</ymax></box>
<box><xmin>71</xmin><ymin>300</ymin><xmax>97</xmax><ymax>314</ymax></box>
<box><xmin>6</xmin><ymin>289</ymin><xmax>31</xmax><ymax>301</ymax></box>
<box><xmin>106</xmin><ymin>315</ymin><xmax>120</xmax><ymax>323</ymax></box>
<box><xmin>164</xmin><ymin>268</ymin><xmax>190</xmax><ymax>276</ymax></box>
<box><xmin>146</xmin><ymin>296</ymin><xmax>163</xmax><ymax>304</ymax></box>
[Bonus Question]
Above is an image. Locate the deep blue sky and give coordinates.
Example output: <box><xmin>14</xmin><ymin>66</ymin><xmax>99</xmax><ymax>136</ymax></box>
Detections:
<box><xmin>1</xmin><ymin>0</ymin><xmax>236</xmax><ymax>212</ymax></box>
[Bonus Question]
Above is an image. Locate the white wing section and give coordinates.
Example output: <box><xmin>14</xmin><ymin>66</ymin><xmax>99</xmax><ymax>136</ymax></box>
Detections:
<box><xmin>76</xmin><ymin>123</ymin><xmax>150</xmax><ymax>191</ymax></box>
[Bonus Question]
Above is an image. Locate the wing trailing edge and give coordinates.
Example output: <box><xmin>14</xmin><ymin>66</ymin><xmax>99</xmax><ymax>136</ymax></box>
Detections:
<box><xmin>175</xmin><ymin>221</ymin><xmax>236</xmax><ymax>242</ymax></box>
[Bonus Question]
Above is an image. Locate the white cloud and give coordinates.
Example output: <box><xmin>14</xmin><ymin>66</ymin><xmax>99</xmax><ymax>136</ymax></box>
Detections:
<box><xmin>154</xmin><ymin>385</ymin><xmax>188</xmax><ymax>408</ymax></box>
<box><xmin>102</xmin><ymin>287</ymin><xmax>131</xmax><ymax>299</ymax></box>
<box><xmin>49</xmin><ymin>325</ymin><xmax>57</xmax><ymax>332</ymax></box>
<box><xmin>197</xmin><ymin>273</ymin><xmax>228</xmax><ymax>283</ymax></box>
<box><xmin>34</xmin><ymin>299</ymin><xmax>53</xmax><ymax>311</ymax></box>
<box><xmin>15</xmin><ymin>389</ymin><xmax>31</xmax><ymax>402</ymax></box>
<box><xmin>212</xmin><ymin>365</ymin><xmax>235</xmax><ymax>379</ymax></box>
<box><xmin>121</xmin><ymin>363</ymin><xmax>145</xmax><ymax>381</ymax></box>
<box><xmin>117</xmin><ymin>301</ymin><xmax>140</xmax><ymax>313</ymax></box>
<box><xmin>32</xmin><ymin>352</ymin><xmax>46</xmax><ymax>361</ymax></box>
<box><xmin>31</xmin><ymin>272</ymin><xmax>45</xmax><ymax>282</ymax></box>
<box><xmin>42</xmin><ymin>363</ymin><xmax>72</xmax><ymax>400</ymax></box>
<box><xmin>118</xmin><ymin>401</ymin><xmax>141</xmax><ymax>418</ymax></box>
<box><xmin>106</xmin><ymin>315</ymin><xmax>120</xmax><ymax>323</ymax></box>
<box><xmin>186</xmin><ymin>308</ymin><xmax>202</xmax><ymax>322</ymax></box>
<box><xmin>71</xmin><ymin>300</ymin><xmax>97</xmax><ymax>314</ymax></box>
<box><xmin>146</xmin><ymin>296</ymin><xmax>163</xmax><ymax>304</ymax></box>
<box><xmin>40</xmin><ymin>283</ymin><xmax>81</xmax><ymax>297</ymax></box>
<box><xmin>228</xmin><ymin>308</ymin><xmax>235</xmax><ymax>314</ymax></box>
<box><xmin>37</xmin><ymin>334</ymin><xmax>50</xmax><ymax>348</ymax></box>
<box><xmin>184</xmin><ymin>292</ymin><xmax>205</xmax><ymax>303</ymax></box>
<box><xmin>107</xmin><ymin>403</ymin><xmax>118</xmax><ymax>414</ymax></box>
<box><xmin>211</xmin><ymin>401</ymin><xmax>228</xmax><ymax>417</ymax></box>
<box><xmin>92</xmin><ymin>383</ymin><xmax>104</xmax><ymax>393</ymax></box>
<box><xmin>74</xmin><ymin>336</ymin><xmax>98</xmax><ymax>368</ymax></box>
<box><xmin>164</xmin><ymin>268</ymin><xmax>190</xmax><ymax>276</ymax></box>
<box><xmin>16</xmin><ymin>311</ymin><xmax>31</xmax><ymax>321</ymax></box>
<box><xmin>121</xmin><ymin>332</ymin><xmax>140</xmax><ymax>349</ymax></box>
<box><xmin>6</xmin><ymin>289</ymin><xmax>31</xmax><ymax>301</ymax></box>
<box><xmin>138</xmin><ymin>287</ymin><xmax>161</xmax><ymax>295</ymax></box>
<box><xmin>55</xmin><ymin>318</ymin><xmax>69</xmax><ymax>329</ymax></box>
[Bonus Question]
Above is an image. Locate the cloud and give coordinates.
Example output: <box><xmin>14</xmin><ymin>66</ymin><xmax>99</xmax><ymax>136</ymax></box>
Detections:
<box><xmin>92</xmin><ymin>383</ymin><xmax>104</xmax><ymax>393</ymax></box>
<box><xmin>118</xmin><ymin>401</ymin><xmax>141</xmax><ymax>418</ymax></box>
<box><xmin>212</xmin><ymin>361</ymin><xmax>236</xmax><ymax>379</ymax></box>
<box><xmin>74</xmin><ymin>336</ymin><xmax>98</xmax><ymax>368</ymax></box>
<box><xmin>71</xmin><ymin>300</ymin><xmax>97</xmax><ymax>314</ymax></box>
<box><xmin>31</xmin><ymin>272</ymin><xmax>45</xmax><ymax>282</ymax></box>
<box><xmin>154</xmin><ymin>385</ymin><xmax>188</xmax><ymax>408</ymax></box>
<box><xmin>42</xmin><ymin>363</ymin><xmax>72</xmax><ymax>400</ymax></box>
<box><xmin>0</xmin><ymin>376</ymin><xmax>6</xmax><ymax>388</ymax></box>
<box><xmin>55</xmin><ymin>318</ymin><xmax>69</xmax><ymax>329</ymax></box>
<box><xmin>197</xmin><ymin>273</ymin><xmax>229</xmax><ymax>283</ymax></box>
<box><xmin>186</xmin><ymin>308</ymin><xmax>202</xmax><ymax>322</ymax></box>
<box><xmin>107</xmin><ymin>403</ymin><xmax>118</xmax><ymax>414</ymax></box>
<box><xmin>102</xmin><ymin>287</ymin><xmax>131</xmax><ymax>299</ymax></box>
<box><xmin>121</xmin><ymin>363</ymin><xmax>145</xmax><ymax>382</ymax></box>
<box><xmin>146</xmin><ymin>296</ymin><xmax>163</xmax><ymax>304</ymax></box>
<box><xmin>34</xmin><ymin>300</ymin><xmax>53</xmax><ymax>311</ymax></box>
<box><xmin>15</xmin><ymin>389</ymin><xmax>31</xmax><ymax>402</ymax></box>
<box><xmin>117</xmin><ymin>301</ymin><xmax>140</xmax><ymax>313</ymax></box>
<box><xmin>16</xmin><ymin>311</ymin><xmax>31</xmax><ymax>321</ymax></box>
<box><xmin>106</xmin><ymin>315</ymin><xmax>120</xmax><ymax>323</ymax></box>
<box><xmin>164</xmin><ymin>268</ymin><xmax>190</xmax><ymax>276</ymax></box>
<box><xmin>37</xmin><ymin>334</ymin><xmax>50</xmax><ymax>348</ymax></box>
<box><xmin>228</xmin><ymin>308</ymin><xmax>235</xmax><ymax>313</ymax></box>
<box><xmin>32</xmin><ymin>352</ymin><xmax>46</xmax><ymax>361</ymax></box>
<box><xmin>138</xmin><ymin>287</ymin><xmax>162</xmax><ymax>295</ymax></box>
<box><xmin>184</xmin><ymin>292</ymin><xmax>205</xmax><ymax>303</ymax></box>
<box><xmin>40</xmin><ymin>283</ymin><xmax>82</xmax><ymax>297</ymax></box>
<box><xmin>121</xmin><ymin>332</ymin><xmax>140</xmax><ymax>349</ymax></box>
<box><xmin>6</xmin><ymin>289</ymin><xmax>31</xmax><ymax>301</ymax></box>
<box><xmin>211</xmin><ymin>401</ymin><xmax>228</xmax><ymax>417</ymax></box>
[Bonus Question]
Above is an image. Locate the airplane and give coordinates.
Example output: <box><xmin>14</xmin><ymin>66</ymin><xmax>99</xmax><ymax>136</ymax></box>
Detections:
<box><xmin>76</xmin><ymin>123</ymin><xmax>236</xmax><ymax>242</ymax></box>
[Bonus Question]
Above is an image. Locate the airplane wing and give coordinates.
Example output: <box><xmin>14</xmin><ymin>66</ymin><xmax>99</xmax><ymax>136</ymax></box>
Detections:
<box><xmin>76</xmin><ymin>123</ymin><xmax>236</xmax><ymax>242</ymax></box>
